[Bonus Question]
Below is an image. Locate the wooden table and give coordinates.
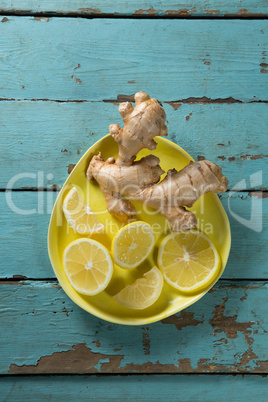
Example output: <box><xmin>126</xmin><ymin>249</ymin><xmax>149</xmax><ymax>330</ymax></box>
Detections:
<box><xmin>0</xmin><ymin>1</ymin><xmax>268</xmax><ymax>400</ymax></box>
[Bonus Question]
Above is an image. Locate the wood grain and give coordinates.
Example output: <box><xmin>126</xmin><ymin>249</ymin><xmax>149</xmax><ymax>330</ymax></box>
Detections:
<box><xmin>1</xmin><ymin>375</ymin><xmax>268</xmax><ymax>401</ymax></box>
<box><xmin>1</xmin><ymin>0</ymin><xmax>267</xmax><ymax>17</ymax></box>
<box><xmin>0</xmin><ymin>280</ymin><xmax>267</xmax><ymax>374</ymax></box>
<box><xmin>0</xmin><ymin>192</ymin><xmax>267</xmax><ymax>279</ymax></box>
<box><xmin>0</xmin><ymin>101</ymin><xmax>267</xmax><ymax>189</ymax></box>
<box><xmin>0</xmin><ymin>18</ymin><xmax>267</xmax><ymax>101</ymax></box>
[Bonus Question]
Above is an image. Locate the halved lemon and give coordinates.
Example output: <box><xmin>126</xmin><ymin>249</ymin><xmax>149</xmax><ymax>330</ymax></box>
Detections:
<box><xmin>113</xmin><ymin>266</ymin><xmax>163</xmax><ymax>310</ymax></box>
<box><xmin>112</xmin><ymin>221</ymin><xmax>155</xmax><ymax>269</ymax></box>
<box><xmin>63</xmin><ymin>238</ymin><xmax>113</xmax><ymax>295</ymax></box>
<box><xmin>63</xmin><ymin>187</ymin><xmax>104</xmax><ymax>234</ymax></box>
<box><xmin>158</xmin><ymin>231</ymin><xmax>221</xmax><ymax>293</ymax></box>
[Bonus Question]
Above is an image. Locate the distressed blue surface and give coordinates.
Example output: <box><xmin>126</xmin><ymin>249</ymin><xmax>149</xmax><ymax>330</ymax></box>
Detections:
<box><xmin>0</xmin><ymin>101</ymin><xmax>267</xmax><ymax>189</ymax></box>
<box><xmin>0</xmin><ymin>6</ymin><xmax>267</xmax><ymax>399</ymax></box>
<box><xmin>1</xmin><ymin>375</ymin><xmax>268</xmax><ymax>401</ymax></box>
<box><xmin>0</xmin><ymin>280</ymin><xmax>267</xmax><ymax>374</ymax></box>
<box><xmin>0</xmin><ymin>18</ymin><xmax>267</xmax><ymax>101</ymax></box>
<box><xmin>1</xmin><ymin>0</ymin><xmax>268</xmax><ymax>16</ymax></box>
<box><xmin>0</xmin><ymin>192</ymin><xmax>267</xmax><ymax>279</ymax></box>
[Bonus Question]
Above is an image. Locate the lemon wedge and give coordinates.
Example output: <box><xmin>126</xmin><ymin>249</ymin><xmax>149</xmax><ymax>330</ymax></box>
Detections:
<box><xmin>113</xmin><ymin>266</ymin><xmax>163</xmax><ymax>310</ymax></box>
<box><xmin>158</xmin><ymin>231</ymin><xmax>220</xmax><ymax>293</ymax></box>
<box><xmin>63</xmin><ymin>238</ymin><xmax>113</xmax><ymax>295</ymax></box>
<box><xmin>112</xmin><ymin>221</ymin><xmax>155</xmax><ymax>269</ymax></box>
<box><xmin>63</xmin><ymin>187</ymin><xmax>104</xmax><ymax>234</ymax></box>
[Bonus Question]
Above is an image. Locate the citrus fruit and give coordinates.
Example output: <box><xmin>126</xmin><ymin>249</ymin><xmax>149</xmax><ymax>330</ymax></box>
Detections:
<box><xmin>112</xmin><ymin>221</ymin><xmax>155</xmax><ymax>268</ymax></box>
<box><xmin>63</xmin><ymin>187</ymin><xmax>104</xmax><ymax>234</ymax></box>
<box><xmin>63</xmin><ymin>238</ymin><xmax>113</xmax><ymax>295</ymax></box>
<box><xmin>158</xmin><ymin>231</ymin><xmax>220</xmax><ymax>293</ymax></box>
<box><xmin>113</xmin><ymin>266</ymin><xmax>163</xmax><ymax>309</ymax></box>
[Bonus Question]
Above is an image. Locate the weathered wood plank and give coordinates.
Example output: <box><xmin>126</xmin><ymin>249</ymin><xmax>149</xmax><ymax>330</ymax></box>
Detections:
<box><xmin>1</xmin><ymin>191</ymin><xmax>267</xmax><ymax>279</ymax></box>
<box><xmin>0</xmin><ymin>101</ymin><xmax>267</xmax><ymax>189</ymax></box>
<box><xmin>0</xmin><ymin>18</ymin><xmax>267</xmax><ymax>101</ymax></box>
<box><xmin>0</xmin><ymin>280</ymin><xmax>267</xmax><ymax>374</ymax></box>
<box><xmin>1</xmin><ymin>0</ymin><xmax>267</xmax><ymax>17</ymax></box>
<box><xmin>1</xmin><ymin>375</ymin><xmax>268</xmax><ymax>401</ymax></box>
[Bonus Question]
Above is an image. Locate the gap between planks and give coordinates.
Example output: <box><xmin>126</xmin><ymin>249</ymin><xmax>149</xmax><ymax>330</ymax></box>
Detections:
<box><xmin>0</xmin><ymin>11</ymin><xmax>268</xmax><ymax>20</ymax></box>
<box><xmin>0</xmin><ymin>98</ymin><xmax>267</xmax><ymax>104</ymax></box>
<box><xmin>0</xmin><ymin>372</ymin><xmax>267</xmax><ymax>377</ymax></box>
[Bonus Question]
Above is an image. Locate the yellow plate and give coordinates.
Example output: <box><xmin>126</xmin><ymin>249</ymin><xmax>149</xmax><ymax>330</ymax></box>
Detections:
<box><xmin>48</xmin><ymin>135</ymin><xmax>231</xmax><ymax>325</ymax></box>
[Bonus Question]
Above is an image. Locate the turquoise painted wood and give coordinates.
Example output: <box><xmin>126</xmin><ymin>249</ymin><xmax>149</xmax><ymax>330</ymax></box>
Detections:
<box><xmin>1</xmin><ymin>375</ymin><xmax>268</xmax><ymax>401</ymax></box>
<box><xmin>0</xmin><ymin>101</ymin><xmax>267</xmax><ymax>189</ymax></box>
<box><xmin>1</xmin><ymin>0</ymin><xmax>268</xmax><ymax>16</ymax></box>
<box><xmin>0</xmin><ymin>192</ymin><xmax>267</xmax><ymax>279</ymax></box>
<box><xmin>0</xmin><ymin>280</ymin><xmax>267</xmax><ymax>373</ymax></box>
<box><xmin>0</xmin><ymin>18</ymin><xmax>267</xmax><ymax>101</ymax></box>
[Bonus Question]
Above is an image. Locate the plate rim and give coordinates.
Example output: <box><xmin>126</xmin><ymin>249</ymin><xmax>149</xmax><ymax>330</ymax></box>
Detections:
<box><xmin>47</xmin><ymin>134</ymin><xmax>231</xmax><ymax>325</ymax></box>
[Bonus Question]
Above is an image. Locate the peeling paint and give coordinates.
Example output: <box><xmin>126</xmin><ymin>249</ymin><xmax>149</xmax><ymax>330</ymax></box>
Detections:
<box><xmin>248</xmin><ymin>191</ymin><xmax>268</xmax><ymax>199</ymax></box>
<box><xmin>241</xmin><ymin>154</ymin><xmax>268</xmax><ymax>160</ymax></box>
<box><xmin>218</xmin><ymin>156</ymin><xmax>226</xmax><ymax>161</ymax></box>
<box><xmin>166</xmin><ymin>102</ymin><xmax>181</xmax><ymax>110</ymax></box>
<box><xmin>78</xmin><ymin>8</ymin><xmax>101</xmax><ymax>14</ymax></box>
<box><xmin>128</xmin><ymin>80</ymin><xmax>136</xmax><ymax>84</ymax></box>
<box><xmin>1</xmin><ymin>17</ymin><xmax>8</xmax><ymax>22</ymax></box>
<box><xmin>117</xmin><ymin>94</ymin><xmax>135</xmax><ymax>102</ymax></box>
<box><xmin>142</xmin><ymin>327</ymin><xmax>150</xmax><ymax>355</ymax></box>
<box><xmin>34</xmin><ymin>17</ymin><xmax>49</xmax><ymax>22</ymax></box>
<box><xmin>71</xmin><ymin>75</ymin><xmax>82</xmax><ymax>84</ymax></box>
<box><xmin>197</xmin><ymin>155</ymin><xmax>206</xmax><ymax>161</ymax></box>
<box><xmin>186</xmin><ymin>113</ymin><xmax>192</xmax><ymax>121</ymax></box>
<box><xmin>134</xmin><ymin>7</ymin><xmax>157</xmax><ymax>16</ymax></box>
<box><xmin>204</xmin><ymin>10</ymin><xmax>220</xmax><ymax>15</ymax></box>
<box><xmin>68</xmin><ymin>164</ymin><xmax>76</xmax><ymax>174</ymax></box>
<box><xmin>166</xmin><ymin>9</ymin><xmax>191</xmax><ymax>16</ymax></box>
<box><xmin>8</xmin><ymin>343</ymin><xmax>124</xmax><ymax>374</ymax></box>
<box><xmin>209</xmin><ymin>297</ymin><xmax>254</xmax><ymax>340</ymax></box>
<box><xmin>93</xmin><ymin>340</ymin><xmax>101</xmax><ymax>348</ymax></box>
<box><xmin>228</xmin><ymin>156</ymin><xmax>236</xmax><ymax>162</ymax></box>
<box><xmin>204</xmin><ymin>61</ymin><xmax>211</xmax><ymax>66</ymax></box>
<box><xmin>161</xmin><ymin>311</ymin><xmax>203</xmax><ymax>331</ymax></box>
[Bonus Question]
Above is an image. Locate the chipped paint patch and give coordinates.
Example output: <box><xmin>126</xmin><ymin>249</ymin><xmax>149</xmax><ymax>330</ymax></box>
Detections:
<box><xmin>34</xmin><ymin>17</ymin><xmax>49</xmax><ymax>22</ymax></box>
<box><xmin>134</xmin><ymin>7</ymin><xmax>157</xmax><ymax>16</ymax></box>
<box><xmin>197</xmin><ymin>155</ymin><xmax>206</xmax><ymax>161</ymax></box>
<box><xmin>241</xmin><ymin>154</ymin><xmax>268</xmax><ymax>160</ymax></box>
<box><xmin>68</xmin><ymin>164</ymin><xmax>76</xmax><ymax>174</ymax></box>
<box><xmin>142</xmin><ymin>327</ymin><xmax>150</xmax><ymax>355</ymax></box>
<box><xmin>8</xmin><ymin>343</ymin><xmax>124</xmax><ymax>374</ymax></box>
<box><xmin>210</xmin><ymin>297</ymin><xmax>254</xmax><ymax>339</ymax></box>
<box><xmin>248</xmin><ymin>191</ymin><xmax>268</xmax><ymax>199</ymax></box>
<box><xmin>161</xmin><ymin>311</ymin><xmax>203</xmax><ymax>331</ymax></box>
<box><xmin>1</xmin><ymin>17</ymin><xmax>8</xmax><ymax>22</ymax></box>
<box><xmin>204</xmin><ymin>10</ymin><xmax>220</xmax><ymax>15</ymax></box>
<box><xmin>166</xmin><ymin>102</ymin><xmax>181</xmax><ymax>110</ymax></box>
<box><xmin>78</xmin><ymin>8</ymin><xmax>101</xmax><ymax>14</ymax></box>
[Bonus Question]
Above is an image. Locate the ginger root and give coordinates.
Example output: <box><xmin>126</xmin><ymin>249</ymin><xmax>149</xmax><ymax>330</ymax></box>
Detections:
<box><xmin>87</xmin><ymin>91</ymin><xmax>228</xmax><ymax>232</ymax></box>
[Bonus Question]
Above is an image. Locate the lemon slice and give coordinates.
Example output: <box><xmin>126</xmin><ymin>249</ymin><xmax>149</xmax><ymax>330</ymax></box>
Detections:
<box><xmin>158</xmin><ymin>231</ymin><xmax>220</xmax><ymax>293</ymax></box>
<box><xmin>63</xmin><ymin>238</ymin><xmax>113</xmax><ymax>295</ymax></box>
<box><xmin>112</xmin><ymin>221</ymin><xmax>155</xmax><ymax>269</ymax></box>
<box><xmin>63</xmin><ymin>187</ymin><xmax>104</xmax><ymax>234</ymax></box>
<box><xmin>114</xmin><ymin>266</ymin><xmax>163</xmax><ymax>310</ymax></box>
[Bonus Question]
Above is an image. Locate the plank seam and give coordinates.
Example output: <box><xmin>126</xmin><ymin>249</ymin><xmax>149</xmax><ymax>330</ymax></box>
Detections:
<box><xmin>0</xmin><ymin>372</ymin><xmax>267</xmax><ymax>377</ymax></box>
<box><xmin>0</xmin><ymin>11</ymin><xmax>268</xmax><ymax>20</ymax></box>
<box><xmin>0</xmin><ymin>98</ymin><xmax>267</xmax><ymax>104</ymax></box>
